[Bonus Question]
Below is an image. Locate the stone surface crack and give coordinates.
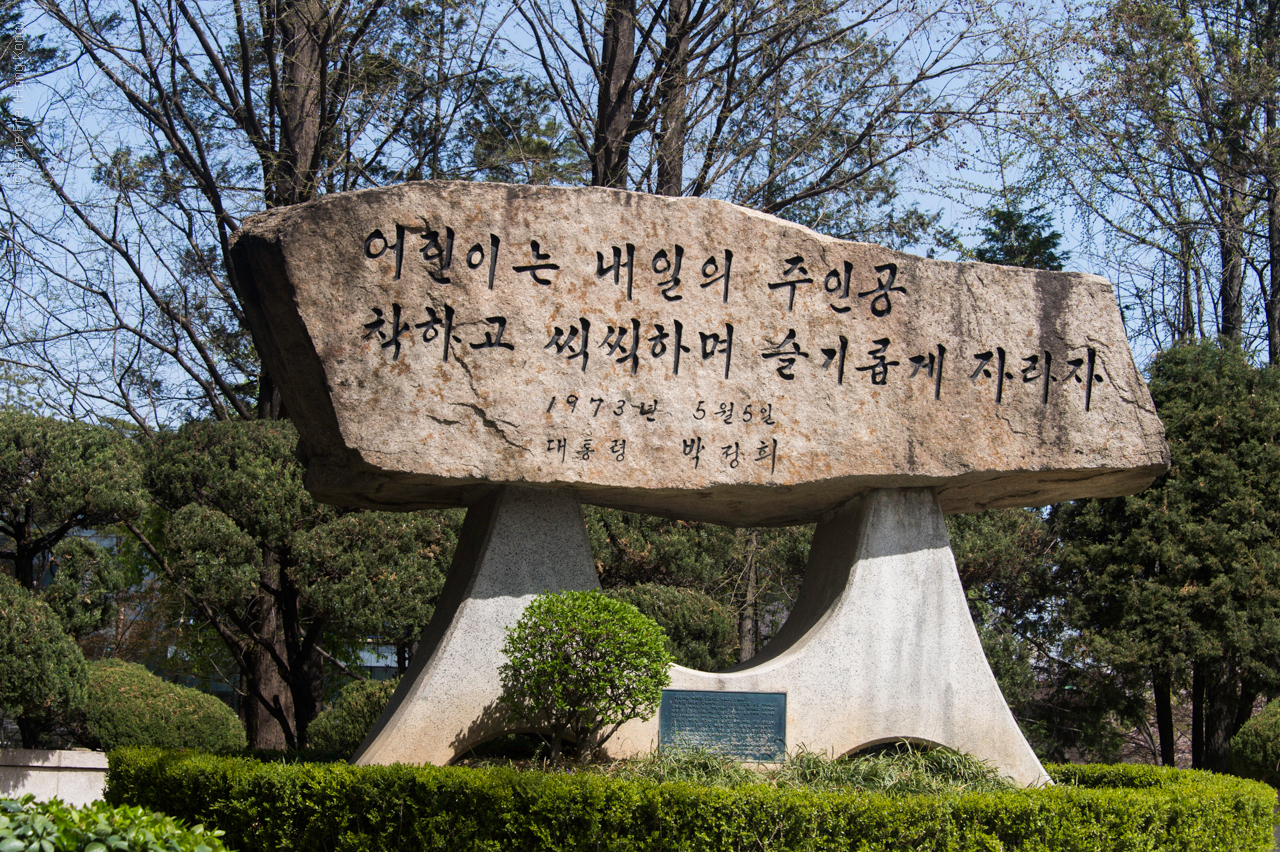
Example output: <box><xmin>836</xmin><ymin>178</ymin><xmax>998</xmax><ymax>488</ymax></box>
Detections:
<box><xmin>994</xmin><ymin>408</ymin><xmax>1036</xmax><ymax>438</ymax></box>
<box><xmin>452</xmin><ymin>402</ymin><xmax>527</xmax><ymax>452</ymax></box>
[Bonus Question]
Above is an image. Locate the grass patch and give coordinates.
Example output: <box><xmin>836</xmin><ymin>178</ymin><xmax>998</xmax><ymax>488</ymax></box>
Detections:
<box><xmin>457</xmin><ymin>739</ymin><xmax>1015</xmax><ymax>795</ymax></box>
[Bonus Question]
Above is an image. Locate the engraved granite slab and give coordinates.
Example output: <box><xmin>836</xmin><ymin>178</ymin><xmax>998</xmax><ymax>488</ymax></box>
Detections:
<box><xmin>658</xmin><ymin>690</ymin><xmax>787</xmax><ymax>762</ymax></box>
<box><xmin>228</xmin><ymin>181</ymin><xmax>1169</xmax><ymax>525</ymax></box>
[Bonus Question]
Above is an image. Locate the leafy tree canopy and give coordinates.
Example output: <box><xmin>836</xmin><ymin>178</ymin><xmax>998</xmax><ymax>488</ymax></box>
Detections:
<box><xmin>1053</xmin><ymin>339</ymin><xmax>1280</xmax><ymax>770</ymax></box>
<box><xmin>138</xmin><ymin>418</ymin><xmax>457</xmax><ymax>748</ymax></box>
<box><xmin>0</xmin><ymin>410</ymin><xmax>144</xmax><ymax>590</ymax></box>
<box><xmin>0</xmin><ymin>573</ymin><xmax>89</xmax><ymax>747</ymax></box>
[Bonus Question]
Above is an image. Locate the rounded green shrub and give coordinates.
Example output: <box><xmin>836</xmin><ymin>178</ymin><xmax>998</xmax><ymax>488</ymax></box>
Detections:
<box><xmin>499</xmin><ymin>590</ymin><xmax>672</xmax><ymax>762</ymax></box>
<box><xmin>307</xmin><ymin>677</ymin><xmax>398</xmax><ymax>757</ymax></box>
<box><xmin>0</xmin><ymin>574</ymin><xmax>88</xmax><ymax>745</ymax></box>
<box><xmin>603</xmin><ymin>583</ymin><xmax>736</xmax><ymax>671</ymax></box>
<box><xmin>1230</xmin><ymin>700</ymin><xmax>1280</xmax><ymax>785</ymax></box>
<box><xmin>81</xmin><ymin>659</ymin><xmax>246</xmax><ymax>752</ymax></box>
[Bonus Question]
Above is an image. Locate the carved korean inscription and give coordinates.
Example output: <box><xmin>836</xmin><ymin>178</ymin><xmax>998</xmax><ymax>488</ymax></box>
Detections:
<box><xmin>349</xmin><ymin>215</ymin><xmax>1105</xmax><ymax>486</ymax></box>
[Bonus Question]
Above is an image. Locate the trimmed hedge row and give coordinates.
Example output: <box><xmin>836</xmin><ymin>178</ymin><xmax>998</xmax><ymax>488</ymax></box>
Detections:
<box><xmin>106</xmin><ymin>749</ymin><xmax>1276</xmax><ymax>852</ymax></box>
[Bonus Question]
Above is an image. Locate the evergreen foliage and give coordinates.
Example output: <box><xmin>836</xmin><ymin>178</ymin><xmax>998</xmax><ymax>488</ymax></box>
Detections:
<box><xmin>948</xmin><ymin>507</ymin><xmax>1141</xmax><ymax>762</ymax></box>
<box><xmin>0</xmin><ymin>574</ymin><xmax>88</xmax><ymax>748</ymax></box>
<box><xmin>293</xmin><ymin>512</ymin><xmax>458</xmax><ymax>661</ymax></box>
<box><xmin>1053</xmin><ymin>340</ymin><xmax>1280</xmax><ymax>770</ymax></box>
<box><xmin>74</xmin><ymin>659</ymin><xmax>246</xmax><ymax>752</ymax></box>
<box><xmin>498</xmin><ymin>591</ymin><xmax>672</xmax><ymax>761</ymax></box>
<box><xmin>1229</xmin><ymin>700</ymin><xmax>1280</xmax><ymax>786</ymax></box>
<box><xmin>602</xmin><ymin>584</ymin><xmax>737</xmax><ymax>671</ymax></box>
<box><xmin>587</xmin><ymin>508</ymin><xmax>738</xmax><ymax>591</ymax></box>
<box><xmin>307</xmin><ymin>678</ymin><xmax>399</xmax><ymax>759</ymax></box>
<box><xmin>586</xmin><ymin>508</ymin><xmax>810</xmax><ymax>663</ymax></box>
<box><xmin>138</xmin><ymin>418</ymin><xmax>456</xmax><ymax>748</ymax></box>
<box><xmin>973</xmin><ymin>204</ymin><xmax>1070</xmax><ymax>270</ymax></box>
<box><xmin>42</xmin><ymin>536</ymin><xmax>131</xmax><ymax>641</ymax></box>
<box><xmin>0</xmin><ymin>410</ymin><xmax>143</xmax><ymax>590</ymax></box>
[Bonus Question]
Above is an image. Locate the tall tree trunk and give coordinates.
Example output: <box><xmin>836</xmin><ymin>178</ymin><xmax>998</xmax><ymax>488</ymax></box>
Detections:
<box><xmin>1191</xmin><ymin>661</ymin><xmax>1205</xmax><ymax>768</ymax></box>
<box><xmin>13</xmin><ymin>547</ymin><xmax>37</xmax><ymax>591</ymax></box>
<box><xmin>1234</xmin><ymin>685</ymin><xmax>1259</xmax><ymax>733</ymax></box>
<box><xmin>593</xmin><ymin>0</ymin><xmax>636</xmax><ymax>188</ymax></box>
<box><xmin>256</xmin><ymin>370</ymin><xmax>286</xmax><ymax>420</ymax></box>
<box><xmin>1219</xmin><ymin>217</ymin><xmax>1246</xmax><ymax>342</ymax></box>
<box><xmin>247</xmin><ymin>0</ymin><xmax>329</xmax><ymax>749</ymax></box>
<box><xmin>282</xmin><ymin>578</ymin><xmax>324</xmax><ymax>749</ymax></box>
<box><xmin>1153</xmin><ymin>671</ymin><xmax>1176</xmax><ymax>766</ymax></box>
<box><xmin>397</xmin><ymin>642</ymin><xmax>414</xmax><ymax>674</ymax></box>
<box><xmin>1217</xmin><ymin>126</ymin><xmax>1248</xmax><ymax>341</ymax></box>
<box><xmin>269</xmin><ymin>0</ymin><xmax>327</xmax><ymax>207</ymax></box>
<box><xmin>289</xmin><ymin>646</ymin><xmax>323</xmax><ymax>749</ymax></box>
<box><xmin>1267</xmin><ymin>101</ymin><xmax>1280</xmax><ymax>364</ymax></box>
<box><xmin>656</xmin><ymin>0</ymin><xmax>689</xmax><ymax>196</ymax></box>
<box><xmin>1199</xmin><ymin>658</ymin><xmax>1244</xmax><ymax>772</ymax></box>
<box><xmin>16</xmin><ymin>716</ymin><xmax>42</xmax><ymax>749</ymax></box>
<box><xmin>737</xmin><ymin>562</ymin><xmax>756</xmax><ymax>662</ymax></box>
<box><xmin>1177</xmin><ymin>222</ymin><xmax>1196</xmax><ymax>341</ymax></box>
<box><xmin>736</xmin><ymin>530</ymin><xmax>758</xmax><ymax>662</ymax></box>
<box><xmin>243</xmin><ymin>639</ymin><xmax>292</xmax><ymax>749</ymax></box>
<box><xmin>241</xmin><ymin>557</ymin><xmax>295</xmax><ymax>749</ymax></box>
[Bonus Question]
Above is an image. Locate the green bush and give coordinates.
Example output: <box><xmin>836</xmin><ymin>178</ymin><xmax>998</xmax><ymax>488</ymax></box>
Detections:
<box><xmin>107</xmin><ymin>749</ymin><xmax>1276</xmax><ymax>852</ymax></box>
<box><xmin>1230</xmin><ymin>699</ymin><xmax>1280</xmax><ymax>786</ymax></box>
<box><xmin>78</xmin><ymin>660</ymin><xmax>246</xmax><ymax>752</ymax></box>
<box><xmin>498</xmin><ymin>590</ymin><xmax>672</xmax><ymax>761</ymax></box>
<box><xmin>0</xmin><ymin>794</ymin><xmax>227</xmax><ymax>852</ymax></box>
<box><xmin>0</xmin><ymin>574</ymin><xmax>88</xmax><ymax>747</ymax></box>
<box><xmin>307</xmin><ymin>678</ymin><xmax>398</xmax><ymax>757</ymax></box>
<box><xmin>602</xmin><ymin>584</ymin><xmax>736</xmax><ymax>671</ymax></box>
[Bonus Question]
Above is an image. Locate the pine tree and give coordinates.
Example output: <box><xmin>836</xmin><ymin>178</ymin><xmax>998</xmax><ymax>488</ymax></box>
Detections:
<box><xmin>973</xmin><ymin>204</ymin><xmax>1070</xmax><ymax>271</ymax></box>
<box><xmin>1053</xmin><ymin>340</ymin><xmax>1280</xmax><ymax>770</ymax></box>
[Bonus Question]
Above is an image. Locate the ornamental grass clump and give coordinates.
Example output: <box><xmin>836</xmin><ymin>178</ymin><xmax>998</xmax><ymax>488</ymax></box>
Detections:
<box><xmin>774</xmin><ymin>743</ymin><xmax>1013</xmax><ymax>794</ymax></box>
<box><xmin>607</xmin><ymin>741</ymin><xmax>1013</xmax><ymax>795</ymax></box>
<box><xmin>617</xmin><ymin>744</ymin><xmax>761</xmax><ymax>787</ymax></box>
<box><xmin>499</xmin><ymin>590</ymin><xmax>672</xmax><ymax>762</ymax></box>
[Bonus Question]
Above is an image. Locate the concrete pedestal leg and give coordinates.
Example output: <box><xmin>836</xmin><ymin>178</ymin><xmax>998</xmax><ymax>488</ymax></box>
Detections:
<box><xmin>353</xmin><ymin>486</ymin><xmax>599</xmax><ymax>766</ymax></box>
<box><xmin>608</xmin><ymin>488</ymin><xmax>1049</xmax><ymax>786</ymax></box>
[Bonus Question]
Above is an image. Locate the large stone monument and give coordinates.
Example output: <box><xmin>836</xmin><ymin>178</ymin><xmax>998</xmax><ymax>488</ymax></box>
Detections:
<box><xmin>229</xmin><ymin>181</ymin><xmax>1168</xmax><ymax>786</ymax></box>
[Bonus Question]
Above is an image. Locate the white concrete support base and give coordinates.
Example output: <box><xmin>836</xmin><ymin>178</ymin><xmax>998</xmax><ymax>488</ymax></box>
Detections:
<box><xmin>353</xmin><ymin>486</ymin><xmax>599</xmax><ymax>766</ymax></box>
<box><xmin>355</xmin><ymin>486</ymin><xmax>1048</xmax><ymax>786</ymax></box>
<box><xmin>609</xmin><ymin>488</ymin><xmax>1049</xmax><ymax>786</ymax></box>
